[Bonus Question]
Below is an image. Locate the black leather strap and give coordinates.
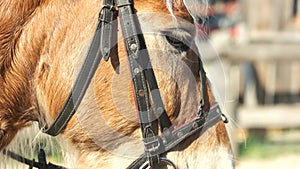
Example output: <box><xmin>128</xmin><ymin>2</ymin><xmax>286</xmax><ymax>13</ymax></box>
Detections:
<box><xmin>117</xmin><ymin>0</ymin><xmax>161</xmax><ymax>166</ymax></box>
<box><xmin>144</xmin><ymin>68</ymin><xmax>172</xmax><ymax>132</ymax></box>
<box><xmin>126</xmin><ymin>154</ymin><xmax>147</xmax><ymax>169</ymax></box>
<box><xmin>126</xmin><ymin>104</ymin><xmax>222</xmax><ymax>169</ymax></box>
<box><xmin>198</xmin><ymin>57</ymin><xmax>210</xmax><ymax>113</ymax></box>
<box><xmin>42</xmin><ymin>13</ymin><xmax>104</xmax><ymax>136</ymax></box>
<box><xmin>99</xmin><ymin>0</ymin><xmax>118</xmax><ymax>61</ymax></box>
<box><xmin>162</xmin><ymin>104</ymin><xmax>221</xmax><ymax>152</ymax></box>
<box><xmin>2</xmin><ymin>149</ymin><xmax>66</xmax><ymax>169</ymax></box>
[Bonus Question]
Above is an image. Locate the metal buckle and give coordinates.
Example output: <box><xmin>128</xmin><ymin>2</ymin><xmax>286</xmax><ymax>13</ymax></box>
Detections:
<box><xmin>143</xmin><ymin>136</ymin><xmax>160</xmax><ymax>153</ymax></box>
<box><xmin>101</xmin><ymin>4</ymin><xmax>116</xmax><ymax>12</ymax></box>
<box><xmin>98</xmin><ymin>5</ymin><xmax>116</xmax><ymax>23</ymax></box>
<box><xmin>139</xmin><ymin>157</ymin><xmax>177</xmax><ymax>169</ymax></box>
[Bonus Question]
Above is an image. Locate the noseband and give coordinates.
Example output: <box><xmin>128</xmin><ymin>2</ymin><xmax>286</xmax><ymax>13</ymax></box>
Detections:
<box><xmin>4</xmin><ymin>0</ymin><xmax>227</xmax><ymax>168</ymax></box>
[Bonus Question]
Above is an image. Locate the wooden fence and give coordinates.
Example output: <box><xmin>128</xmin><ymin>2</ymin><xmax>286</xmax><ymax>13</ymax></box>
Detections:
<box><xmin>215</xmin><ymin>0</ymin><xmax>300</xmax><ymax>154</ymax></box>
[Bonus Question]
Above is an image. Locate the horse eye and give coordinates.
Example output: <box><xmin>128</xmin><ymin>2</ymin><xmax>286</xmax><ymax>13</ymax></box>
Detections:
<box><xmin>165</xmin><ymin>36</ymin><xmax>186</xmax><ymax>49</ymax></box>
<box><xmin>165</xmin><ymin>30</ymin><xmax>190</xmax><ymax>51</ymax></box>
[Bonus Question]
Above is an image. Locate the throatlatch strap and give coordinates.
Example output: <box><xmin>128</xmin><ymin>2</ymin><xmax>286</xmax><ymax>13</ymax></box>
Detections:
<box><xmin>43</xmin><ymin>12</ymin><xmax>104</xmax><ymax>136</ymax></box>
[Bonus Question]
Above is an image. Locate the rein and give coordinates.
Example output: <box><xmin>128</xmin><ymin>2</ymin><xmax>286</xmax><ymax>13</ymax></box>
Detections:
<box><xmin>2</xmin><ymin>149</ymin><xmax>66</xmax><ymax>169</ymax></box>
<box><xmin>2</xmin><ymin>0</ymin><xmax>228</xmax><ymax>168</ymax></box>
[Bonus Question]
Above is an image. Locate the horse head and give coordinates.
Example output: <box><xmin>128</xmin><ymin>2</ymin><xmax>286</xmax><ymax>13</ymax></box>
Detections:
<box><xmin>0</xmin><ymin>0</ymin><xmax>234</xmax><ymax>168</ymax></box>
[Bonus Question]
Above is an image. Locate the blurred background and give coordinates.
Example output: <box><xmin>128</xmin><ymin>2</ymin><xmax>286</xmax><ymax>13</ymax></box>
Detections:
<box><xmin>205</xmin><ymin>0</ymin><xmax>300</xmax><ymax>168</ymax></box>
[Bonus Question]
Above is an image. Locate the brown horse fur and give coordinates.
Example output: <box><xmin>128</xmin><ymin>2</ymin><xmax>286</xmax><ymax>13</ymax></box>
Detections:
<box><xmin>0</xmin><ymin>0</ymin><xmax>234</xmax><ymax>168</ymax></box>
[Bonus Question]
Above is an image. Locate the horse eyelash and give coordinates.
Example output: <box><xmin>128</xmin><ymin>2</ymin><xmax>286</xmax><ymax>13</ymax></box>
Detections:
<box><xmin>163</xmin><ymin>29</ymin><xmax>192</xmax><ymax>51</ymax></box>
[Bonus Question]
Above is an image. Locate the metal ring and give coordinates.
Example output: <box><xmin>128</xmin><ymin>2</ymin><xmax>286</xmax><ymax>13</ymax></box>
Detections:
<box><xmin>221</xmin><ymin>113</ymin><xmax>229</xmax><ymax>123</ymax></box>
<box><xmin>139</xmin><ymin>157</ymin><xmax>178</xmax><ymax>169</ymax></box>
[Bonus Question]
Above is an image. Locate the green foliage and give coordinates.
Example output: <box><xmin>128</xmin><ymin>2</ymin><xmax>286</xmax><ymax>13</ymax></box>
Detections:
<box><xmin>239</xmin><ymin>133</ymin><xmax>300</xmax><ymax>159</ymax></box>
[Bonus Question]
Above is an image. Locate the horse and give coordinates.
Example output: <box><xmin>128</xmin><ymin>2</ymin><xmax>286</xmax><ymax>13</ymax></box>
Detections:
<box><xmin>0</xmin><ymin>0</ymin><xmax>235</xmax><ymax>168</ymax></box>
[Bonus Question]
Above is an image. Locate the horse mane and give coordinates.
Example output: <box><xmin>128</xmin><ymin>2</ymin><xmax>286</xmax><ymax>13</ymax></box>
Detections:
<box><xmin>0</xmin><ymin>0</ymin><xmax>45</xmax><ymax>76</ymax></box>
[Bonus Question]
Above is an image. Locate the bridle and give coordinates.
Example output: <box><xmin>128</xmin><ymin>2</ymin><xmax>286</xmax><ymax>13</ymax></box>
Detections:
<box><xmin>2</xmin><ymin>0</ymin><xmax>228</xmax><ymax>168</ymax></box>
